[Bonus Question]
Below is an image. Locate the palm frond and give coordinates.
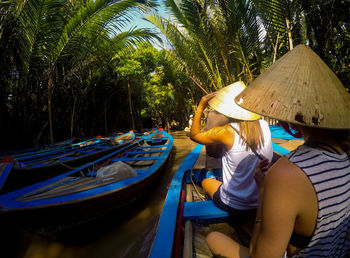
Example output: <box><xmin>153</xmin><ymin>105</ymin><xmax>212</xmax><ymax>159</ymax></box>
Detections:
<box><xmin>52</xmin><ymin>0</ymin><xmax>150</xmax><ymax>68</ymax></box>
<box><xmin>111</xmin><ymin>27</ymin><xmax>161</xmax><ymax>58</ymax></box>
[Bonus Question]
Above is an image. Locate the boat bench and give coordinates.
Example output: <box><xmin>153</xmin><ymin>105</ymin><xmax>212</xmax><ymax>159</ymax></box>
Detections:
<box><xmin>136</xmin><ymin>144</ymin><xmax>170</xmax><ymax>149</ymax></box>
<box><xmin>127</xmin><ymin>150</ymin><xmax>165</xmax><ymax>155</ymax></box>
<box><xmin>183</xmin><ymin>200</ymin><xmax>229</xmax><ymax>222</ymax></box>
<box><xmin>113</xmin><ymin>156</ymin><xmax>163</xmax><ymax>162</ymax></box>
<box><xmin>147</xmin><ymin>137</ymin><xmax>168</xmax><ymax>142</ymax></box>
<box><xmin>93</xmin><ymin>146</ymin><xmax>110</xmax><ymax>149</ymax></box>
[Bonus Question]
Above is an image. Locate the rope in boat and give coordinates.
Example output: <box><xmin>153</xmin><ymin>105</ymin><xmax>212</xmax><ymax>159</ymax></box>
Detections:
<box><xmin>55</xmin><ymin>160</ymin><xmax>80</xmax><ymax>170</ymax></box>
<box><xmin>190</xmin><ymin>170</ymin><xmax>205</xmax><ymax>201</ymax></box>
<box><xmin>55</xmin><ymin>160</ymin><xmax>93</xmax><ymax>177</ymax></box>
<box><xmin>94</xmin><ymin>142</ymin><xmax>141</xmax><ymax>170</ymax></box>
<box><xmin>54</xmin><ymin>140</ymin><xmax>142</xmax><ymax>178</ymax></box>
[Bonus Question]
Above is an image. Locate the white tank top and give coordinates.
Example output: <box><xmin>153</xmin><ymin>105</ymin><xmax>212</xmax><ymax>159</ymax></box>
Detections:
<box><xmin>220</xmin><ymin>120</ymin><xmax>273</xmax><ymax>210</ymax></box>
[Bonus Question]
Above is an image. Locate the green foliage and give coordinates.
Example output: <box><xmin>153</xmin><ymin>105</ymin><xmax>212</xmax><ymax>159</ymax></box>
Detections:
<box><xmin>0</xmin><ymin>0</ymin><xmax>348</xmax><ymax>150</ymax></box>
<box><xmin>0</xmin><ymin>0</ymin><xmax>158</xmax><ymax>148</ymax></box>
<box><xmin>250</xmin><ymin>0</ymin><xmax>350</xmax><ymax>88</ymax></box>
<box><xmin>114</xmin><ymin>42</ymin><xmax>192</xmax><ymax>130</ymax></box>
<box><xmin>146</xmin><ymin>0</ymin><xmax>267</xmax><ymax>93</ymax></box>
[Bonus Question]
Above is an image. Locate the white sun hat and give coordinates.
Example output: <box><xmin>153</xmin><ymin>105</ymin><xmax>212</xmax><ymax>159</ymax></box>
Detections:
<box><xmin>208</xmin><ymin>81</ymin><xmax>261</xmax><ymax>121</ymax></box>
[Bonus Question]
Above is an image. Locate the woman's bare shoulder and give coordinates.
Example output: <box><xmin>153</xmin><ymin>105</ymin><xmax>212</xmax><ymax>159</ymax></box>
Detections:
<box><xmin>270</xmin><ymin>156</ymin><xmax>299</xmax><ymax>172</ymax></box>
<box><xmin>265</xmin><ymin>157</ymin><xmax>312</xmax><ymax>197</ymax></box>
<box><xmin>207</xmin><ymin>124</ymin><xmax>233</xmax><ymax>136</ymax></box>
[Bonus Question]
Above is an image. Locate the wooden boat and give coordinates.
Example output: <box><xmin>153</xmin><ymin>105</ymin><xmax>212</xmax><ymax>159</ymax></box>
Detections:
<box><xmin>14</xmin><ymin>132</ymin><xmax>135</xmax><ymax>168</ymax></box>
<box><xmin>0</xmin><ymin>129</ymin><xmax>173</xmax><ymax>231</ymax></box>
<box><xmin>0</xmin><ymin>136</ymin><xmax>104</xmax><ymax>160</ymax></box>
<box><xmin>146</xmin><ymin>128</ymin><xmax>169</xmax><ymax>145</ymax></box>
<box><xmin>0</xmin><ymin>138</ymin><xmax>76</xmax><ymax>158</ymax></box>
<box><xmin>149</xmin><ymin>125</ymin><xmax>302</xmax><ymax>258</ymax></box>
<box><xmin>0</xmin><ymin>132</ymin><xmax>136</xmax><ymax>193</ymax></box>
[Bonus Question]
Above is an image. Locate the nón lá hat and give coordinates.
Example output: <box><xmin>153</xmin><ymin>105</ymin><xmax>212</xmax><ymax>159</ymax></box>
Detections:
<box><xmin>235</xmin><ymin>45</ymin><xmax>350</xmax><ymax>129</ymax></box>
<box><xmin>208</xmin><ymin>81</ymin><xmax>261</xmax><ymax>121</ymax></box>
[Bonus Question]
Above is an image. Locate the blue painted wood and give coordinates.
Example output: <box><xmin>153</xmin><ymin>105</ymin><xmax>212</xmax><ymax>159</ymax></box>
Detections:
<box><xmin>183</xmin><ymin>200</ymin><xmax>229</xmax><ymax>221</ymax></box>
<box><xmin>0</xmin><ymin>162</ymin><xmax>14</xmax><ymax>190</ymax></box>
<box><xmin>272</xmin><ymin>142</ymin><xmax>290</xmax><ymax>155</ymax></box>
<box><xmin>135</xmin><ymin>144</ymin><xmax>171</xmax><ymax>149</ymax></box>
<box><xmin>269</xmin><ymin>125</ymin><xmax>303</xmax><ymax>140</ymax></box>
<box><xmin>149</xmin><ymin>144</ymin><xmax>203</xmax><ymax>258</ymax></box>
<box><xmin>114</xmin><ymin>156</ymin><xmax>163</xmax><ymax>162</ymax></box>
<box><xmin>13</xmin><ymin>131</ymin><xmax>132</xmax><ymax>162</ymax></box>
<box><xmin>0</xmin><ymin>130</ymin><xmax>173</xmax><ymax>211</ymax></box>
<box><xmin>13</xmin><ymin>132</ymin><xmax>136</xmax><ymax>169</ymax></box>
<box><xmin>126</xmin><ymin>150</ymin><xmax>165</xmax><ymax>155</ymax></box>
<box><xmin>10</xmin><ymin>137</ymin><xmax>99</xmax><ymax>160</ymax></box>
<box><xmin>0</xmin><ymin>138</ymin><xmax>76</xmax><ymax>159</ymax></box>
<box><xmin>150</xmin><ymin>128</ymin><xmax>296</xmax><ymax>257</ymax></box>
<box><xmin>146</xmin><ymin>137</ymin><xmax>168</xmax><ymax>143</ymax></box>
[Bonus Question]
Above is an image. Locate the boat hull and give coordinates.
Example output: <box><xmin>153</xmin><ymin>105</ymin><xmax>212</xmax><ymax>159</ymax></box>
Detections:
<box><xmin>2</xmin><ymin>133</ymin><xmax>136</xmax><ymax>193</ymax></box>
<box><xmin>0</xmin><ymin>130</ymin><xmax>173</xmax><ymax>233</ymax></box>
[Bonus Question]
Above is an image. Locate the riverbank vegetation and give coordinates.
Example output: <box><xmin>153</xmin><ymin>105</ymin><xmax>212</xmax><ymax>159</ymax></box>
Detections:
<box><xmin>0</xmin><ymin>0</ymin><xmax>349</xmax><ymax>150</ymax></box>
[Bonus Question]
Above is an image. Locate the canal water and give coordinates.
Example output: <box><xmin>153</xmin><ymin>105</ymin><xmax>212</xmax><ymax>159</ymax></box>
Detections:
<box><xmin>1</xmin><ymin>131</ymin><xmax>197</xmax><ymax>258</ymax></box>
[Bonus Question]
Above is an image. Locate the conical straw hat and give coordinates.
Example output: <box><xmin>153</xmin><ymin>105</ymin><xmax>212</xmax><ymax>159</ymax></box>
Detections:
<box><xmin>235</xmin><ymin>45</ymin><xmax>350</xmax><ymax>129</ymax></box>
<box><xmin>209</xmin><ymin>81</ymin><xmax>261</xmax><ymax>121</ymax></box>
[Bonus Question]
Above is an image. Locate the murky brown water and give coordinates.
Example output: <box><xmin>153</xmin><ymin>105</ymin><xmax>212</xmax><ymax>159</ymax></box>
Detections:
<box><xmin>1</xmin><ymin>131</ymin><xmax>197</xmax><ymax>258</ymax></box>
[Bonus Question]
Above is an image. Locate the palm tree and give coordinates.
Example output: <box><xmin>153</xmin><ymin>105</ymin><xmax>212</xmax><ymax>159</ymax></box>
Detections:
<box><xmin>3</xmin><ymin>0</ymin><xmax>157</xmax><ymax>142</ymax></box>
<box><xmin>146</xmin><ymin>0</ymin><xmax>266</xmax><ymax>94</ymax></box>
<box><xmin>250</xmin><ymin>0</ymin><xmax>350</xmax><ymax>88</ymax></box>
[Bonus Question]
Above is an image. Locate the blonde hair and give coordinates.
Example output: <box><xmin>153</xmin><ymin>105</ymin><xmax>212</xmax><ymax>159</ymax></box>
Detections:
<box><xmin>237</xmin><ymin>120</ymin><xmax>265</xmax><ymax>152</ymax></box>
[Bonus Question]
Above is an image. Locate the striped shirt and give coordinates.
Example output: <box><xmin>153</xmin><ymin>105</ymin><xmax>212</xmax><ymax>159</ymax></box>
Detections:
<box><xmin>286</xmin><ymin>145</ymin><xmax>350</xmax><ymax>257</ymax></box>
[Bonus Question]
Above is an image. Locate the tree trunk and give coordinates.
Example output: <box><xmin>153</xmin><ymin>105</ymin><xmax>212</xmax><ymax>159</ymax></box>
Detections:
<box><xmin>285</xmin><ymin>18</ymin><xmax>293</xmax><ymax>50</ymax></box>
<box><xmin>70</xmin><ymin>96</ymin><xmax>77</xmax><ymax>138</ymax></box>
<box><xmin>128</xmin><ymin>82</ymin><xmax>135</xmax><ymax>130</ymax></box>
<box><xmin>34</xmin><ymin>121</ymin><xmax>49</xmax><ymax>146</ymax></box>
<box><xmin>273</xmin><ymin>33</ymin><xmax>280</xmax><ymax>63</ymax></box>
<box><xmin>48</xmin><ymin>76</ymin><xmax>54</xmax><ymax>143</ymax></box>
<box><xmin>285</xmin><ymin>0</ymin><xmax>293</xmax><ymax>50</ymax></box>
<box><xmin>104</xmin><ymin>101</ymin><xmax>108</xmax><ymax>135</ymax></box>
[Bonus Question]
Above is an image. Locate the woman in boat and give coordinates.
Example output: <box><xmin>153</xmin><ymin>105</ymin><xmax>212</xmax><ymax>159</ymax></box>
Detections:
<box><xmin>206</xmin><ymin>45</ymin><xmax>350</xmax><ymax>257</ymax></box>
<box><xmin>190</xmin><ymin>81</ymin><xmax>273</xmax><ymax>219</ymax></box>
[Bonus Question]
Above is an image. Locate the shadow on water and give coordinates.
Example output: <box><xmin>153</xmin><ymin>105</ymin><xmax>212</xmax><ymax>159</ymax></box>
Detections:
<box><xmin>1</xmin><ymin>131</ymin><xmax>197</xmax><ymax>258</ymax></box>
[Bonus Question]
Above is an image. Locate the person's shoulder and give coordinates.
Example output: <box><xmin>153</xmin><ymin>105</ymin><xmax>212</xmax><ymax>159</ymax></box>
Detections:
<box><xmin>268</xmin><ymin>157</ymin><xmax>302</xmax><ymax>174</ymax></box>
<box><xmin>209</xmin><ymin>124</ymin><xmax>234</xmax><ymax>135</ymax></box>
<box><xmin>265</xmin><ymin>157</ymin><xmax>308</xmax><ymax>191</ymax></box>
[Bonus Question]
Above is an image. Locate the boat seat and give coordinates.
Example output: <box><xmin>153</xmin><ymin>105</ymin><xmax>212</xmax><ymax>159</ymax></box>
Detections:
<box><xmin>93</xmin><ymin>146</ymin><xmax>109</xmax><ymax>149</ymax></box>
<box><xmin>78</xmin><ymin>150</ymin><xmax>95</xmax><ymax>154</ymax></box>
<box><xmin>127</xmin><ymin>150</ymin><xmax>165</xmax><ymax>155</ymax></box>
<box><xmin>115</xmin><ymin>156</ymin><xmax>163</xmax><ymax>162</ymax></box>
<box><xmin>136</xmin><ymin>144</ymin><xmax>169</xmax><ymax>149</ymax></box>
<box><xmin>183</xmin><ymin>200</ymin><xmax>229</xmax><ymax>222</ymax></box>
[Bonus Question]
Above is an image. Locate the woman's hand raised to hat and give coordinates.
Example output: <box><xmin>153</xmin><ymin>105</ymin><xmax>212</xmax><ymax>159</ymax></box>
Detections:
<box><xmin>199</xmin><ymin>92</ymin><xmax>217</xmax><ymax>108</ymax></box>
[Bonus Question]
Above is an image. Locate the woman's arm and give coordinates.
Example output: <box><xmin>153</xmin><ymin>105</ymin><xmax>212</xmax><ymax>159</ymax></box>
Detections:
<box><xmin>190</xmin><ymin>93</ymin><xmax>233</xmax><ymax>147</ymax></box>
<box><xmin>250</xmin><ymin>158</ymin><xmax>308</xmax><ymax>258</ymax></box>
<box><xmin>190</xmin><ymin>92</ymin><xmax>234</xmax><ymax>149</ymax></box>
<box><xmin>249</xmin><ymin>159</ymin><xmax>269</xmax><ymax>254</ymax></box>
<box><xmin>190</xmin><ymin>93</ymin><xmax>216</xmax><ymax>140</ymax></box>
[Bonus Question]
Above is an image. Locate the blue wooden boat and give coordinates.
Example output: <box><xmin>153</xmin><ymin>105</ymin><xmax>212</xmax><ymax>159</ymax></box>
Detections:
<box><xmin>146</xmin><ymin>128</ymin><xmax>169</xmax><ymax>145</ymax></box>
<box><xmin>14</xmin><ymin>132</ymin><xmax>135</xmax><ymax>168</ymax></box>
<box><xmin>0</xmin><ymin>138</ymin><xmax>77</xmax><ymax>158</ymax></box>
<box><xmin>0</xmin><ymin>129</ymin><xmax>173</xmax><ymax>230</ymax></box>
<box><xmin>0</xmin><ymin>136</ymin><xmax>104</xmax><ymax>160</ymax></box>
<box><xmin>149</xmin><ymin>125</ymin><xmax>302</xmax><ymax>258</ymax></box>
<box><xmin>0</xmin><ymin>132</ymin><xmax>136</xmax><ymax>193</ymax></box>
